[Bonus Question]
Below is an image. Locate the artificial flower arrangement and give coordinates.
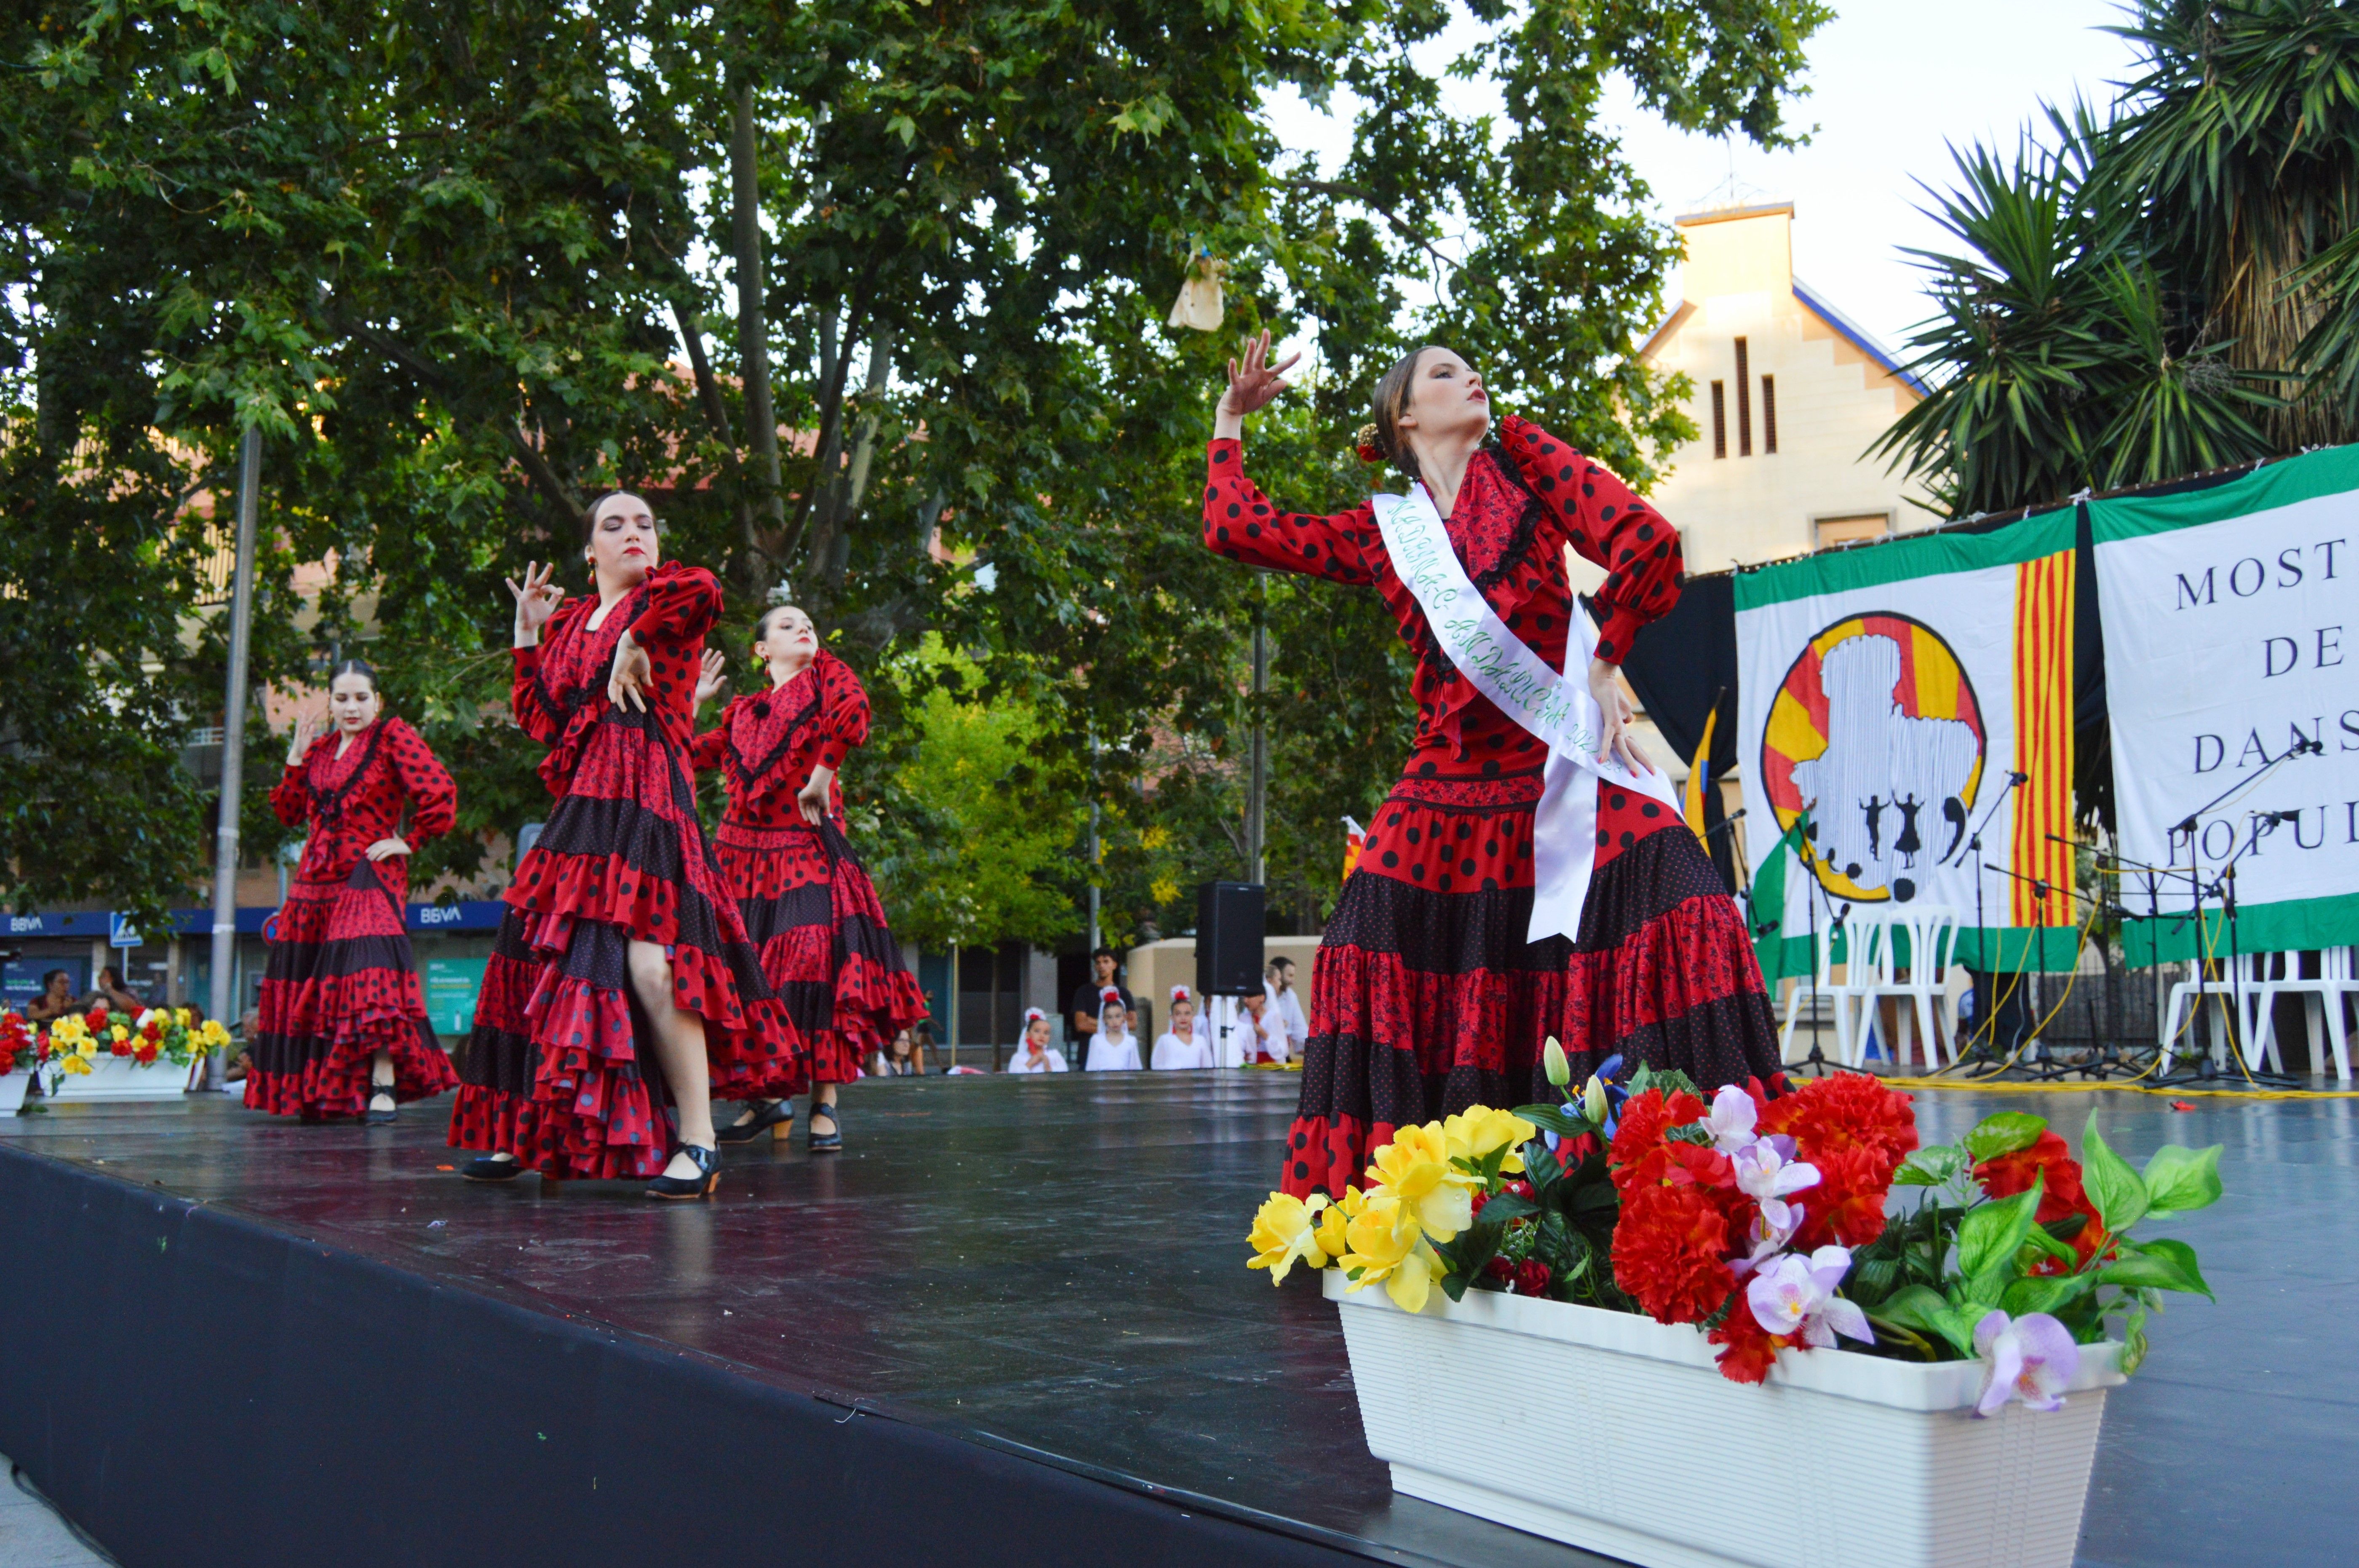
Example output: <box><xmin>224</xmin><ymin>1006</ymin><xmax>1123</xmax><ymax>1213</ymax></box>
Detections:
<box><xmin>1248</xmin><ymin>1041</ymin><xmax>2221</xmax><ymax>1407</ymax></box>
<box><xmin>38</xmin><ymin>1004</ymin><xmax>229</xmax><ymax>1077</ymax></box>
<box><xmin>2</xmin><ymin>1010</ymin><xmax>36</xmax><ymax>1072</ymax></box>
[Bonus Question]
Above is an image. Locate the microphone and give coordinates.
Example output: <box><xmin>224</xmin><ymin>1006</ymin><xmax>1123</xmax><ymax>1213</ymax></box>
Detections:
<box><xmin>2009</xmin><ymin>771</ymin><xmax>2030</xmax><ymax>786</ymax></box>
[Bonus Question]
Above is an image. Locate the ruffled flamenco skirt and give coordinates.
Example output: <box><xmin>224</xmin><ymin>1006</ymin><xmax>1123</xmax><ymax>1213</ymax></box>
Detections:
<box><xmin>246</xmin><ymin>861</ymin><xmax>456</xmax><ymax>1118</ymax></box>
<box><xmin>1280</xmin><ymin>775</ymin><xmax>1786</xmax><ymax>1199</ymax></box>
<box><xmin>714</xmin><ymin>817</ymin><xmax>928</xmax><ymax>1091</ymax></box>
<box><xmin>448</xmin><ymin>713</ymin><xmax>803</xmax><ymax>1179</ymax></box>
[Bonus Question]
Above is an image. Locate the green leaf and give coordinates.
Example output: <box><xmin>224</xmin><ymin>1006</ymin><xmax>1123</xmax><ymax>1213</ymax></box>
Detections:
<box><xmin>1872</xmin><ymin>1283</ymin><xmax>1952</xmax><ymax>1332</ymax></box>
<box><xmin>1964</xmin><ymin>1111</ymin><xmax>2048</xmax><ymax>1162</ymax></box>
<box><xmin>1514</xmin><ymin>1103</ymin><xmax>1596</xmax><ymax>1139</ymax></box>
<box><xmin>2101</xmin><ymin>1239</ymin><xmax>2212</xmax><ymax>1298</ymax></box>
<box><xmin>1895</xmin><ymin>1144</ymin><xmax>1967</xmax><ymax>1186</ymax></box>
<box><xmin>1958</xmin><ymin>1175</ymin><xmax>2044</xmax><ymax>1280</ymax></box>
<box><xmin>2002</xmin><ymin>1271</ymin><xmax>2098</xmax><ymax>1318</ymax></box>
<box><xmin>2140</xmin><ymin>1143</ymin><xmax>2224</xmax><ymax>1218</ymax></box>
<box><xmin>2121</xmin><ymin>1306</ymin><xmax>2150</xmax><ymax>1376</ymax></box>
<box><xmin>1477</xmin><ymin>1194</ymin><xmax>1538</xmax><ymax>1226</ymax></box>
<box><xmin>2021</xmin><ymin>1223</ymin><xmax>2079</xmax><ymax>1268</ymax></box>
<box><xmin>2080</xmin><ymin>1118</ymin><xmax>2150</xmax><ymax>1234</ymax></box>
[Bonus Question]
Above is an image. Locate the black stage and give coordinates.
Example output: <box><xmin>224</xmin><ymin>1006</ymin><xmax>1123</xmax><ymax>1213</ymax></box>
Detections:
<box><xmin>1</xmin><ymin>1072</ymin><xmax>2351</xmax><ymax>1567</ymax></box>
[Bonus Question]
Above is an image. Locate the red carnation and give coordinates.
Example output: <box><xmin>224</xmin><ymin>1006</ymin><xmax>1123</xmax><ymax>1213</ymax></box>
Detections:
<box><xmin>85</xmin><ymin>1008</ymin><xmax>109</xmax><ymax>1033</ymax></box>
<box><xmin>1612</xmin><ymin>1181</ymin><xmax>1737</xmax><ymax>1323</ymax></box>
<box><xmin>1501</xmin><ymin>1178</ymin><xmax>1536</xmax><ymax>1202</ymax></box>
<box><xmin>1513</xmin><ymin>1259</ymin><xmax>1553</xmax><ymax>1298</ymax></box>
<box><xmin>109</xmin><ymin>1038</ymin><xmax>132</xmax><ymax>1057</ymax></box>
<box><xmin>1608</xmin><ymin>1087</ymin><xmax>1708</xmax><ymax>1185</ymax></box>
<box><xmin>133</xmin><ymin>1044</ymin><xmax>158</xmax><ymax>1066</ymax></box>
<box><xmin>1760</xmin><ymin>1071</ymin><xmax>1919</xmax><ymax>1181</ymax></box>
<box><xmin>1975</xmin><ymin>1130</ymin><xmax>2106</xmax><ymax>1268</ymax></box>
<box><xmin>1791</xmin><ymin>1143</ymin><xmax>1893</xmax><ymax>1250</ymax></box>
<box><xmin>1707</xmin><ymin>1302</ymin><xmax>1791</xmax><ymax>1385</ymax></box>
<box><xmin>1485</xmin><ymin>1255</ymin><xmax>1514</xmax><ymax>1283</ymax></box>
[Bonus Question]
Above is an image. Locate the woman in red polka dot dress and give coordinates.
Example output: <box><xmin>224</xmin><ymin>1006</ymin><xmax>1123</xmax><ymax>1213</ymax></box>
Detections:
<box><xmin>686</xmin><ymin>604</ymin><xmax>926</xmax><ymax>1151</ymax></box>
<box><xmin>1206</xmin><ymin>334</ymin><xmax>1785</xmax><ymax>1199</ymax></box>
<box><xmin>248</xmin><ymin>660</ymin><xmax>459</xmax><ymax>1124</ymax></box>
<box><xmin>447</xmin><ymin>491</ymin><xmax>801</xmax><ymax>1198</ymax></box>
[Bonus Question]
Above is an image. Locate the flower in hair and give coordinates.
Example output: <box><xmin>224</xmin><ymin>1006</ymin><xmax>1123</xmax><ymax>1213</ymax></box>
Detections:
<box><xmin>1353</xmin><ymin>423</ymin><xmax>1385</xmax><ymax>465</ymax></box>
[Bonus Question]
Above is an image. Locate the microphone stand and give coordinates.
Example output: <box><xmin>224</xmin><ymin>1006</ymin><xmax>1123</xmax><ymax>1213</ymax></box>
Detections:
<box><xmin>1946</xmin><ymin>771</ymin><xmax>2026</xmax><ymax>1074</ymax></box>
<box><xmin>2149</xmin><ymin>813</ymin><xmax>2306</xmax><ymax>1090</ymax></box>
<box><xmin>1981</xmin><ymin>856</ymin><xmax>2142</xmax><ymax>1080</ymax></box>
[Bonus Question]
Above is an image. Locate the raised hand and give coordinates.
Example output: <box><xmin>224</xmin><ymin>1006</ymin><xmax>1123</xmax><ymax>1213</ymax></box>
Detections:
<box><xmin>694</xmin><ymin>648</ymin><xmax>729</xmax><ymax>707</ymax></box>
<box><xmin>1589</xmin><ymin>657</ymin><xmax>1654</xmax><ymax>776</ymax></box>
<box><xmin>1213</xmin><ymin>329</ymin><xmax>1302</xmax><ymax>438</ymax></box>
<box><xmin>608</xmin><ymin>629</ymin><xmax>652</xmax><ymax>713</ymax></box>
<box><xmin>505</xmin><ymin>561</ymin><xmax>565</xmax><ymax>647</ymax></box>
<box><xmin>286</xmin><ymin>712</ymin><xmax>324</xmax><ymax>768</ymax></box>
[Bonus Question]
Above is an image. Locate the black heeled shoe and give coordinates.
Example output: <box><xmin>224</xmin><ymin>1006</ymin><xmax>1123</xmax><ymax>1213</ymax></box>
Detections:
<box><xmin>808</xmin><ymin>1099</ymin><xmax>842</xmax><ymax>1153</ymax></box>
<box><xmin>461</xmin><ymin>1155</ymin><xmax>522</xmax><ymax>1182</ymax></box>
<box><xmin>713</xmin><ymin>1099</ymin><xmax>793</xmax><ymax>1146</ymax></box>
<box><xmin>646</xmin><ymin>1143</ymin><xmax>721</xmax><ymax>1200</ymax></box>
<box><xmin>364</xmin><ymin>1078</ymin><xmax>398</xmax><ymax>1126</ymax></box>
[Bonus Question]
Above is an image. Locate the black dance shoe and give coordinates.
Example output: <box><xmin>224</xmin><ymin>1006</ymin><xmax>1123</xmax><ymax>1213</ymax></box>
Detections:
<box><xmin>714</xmin><ymin>1099</ymin><xmax>793</xmax><ymax>1146</ymax></box>
<box><xmin>646</xmin><ymin>1143</ymin><xmax>721</xmax><ymax>1200</ymax></box>
<box><xmin>461</xmin><ymin>1155</ymin><xmax>523</xmax><ymax>1182</ymax></box>
<box><xmin>808</xmin><ymin>1099</ymin><xmax>842</xmax><ymax>1154</ymax></box>
<box><xmin>364</xmin><ymin>1079</ymin><xmax>398</xmax><ymax>1126</ymax></box>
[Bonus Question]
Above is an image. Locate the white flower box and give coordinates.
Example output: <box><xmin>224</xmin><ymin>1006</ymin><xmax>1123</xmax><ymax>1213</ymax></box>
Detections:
<box><xmin>44</xmin><ymin>1055</ymin><xmax>197</xmax><ymax>1103</ymax></box>
<box><xmin>1324</xmin><ymin>1269</ymin><xmax>2124</xmax><ymax>1568</ymax></box>
<box><xmin>0</xmin><ymin>1069</ymin><xmax>29</xmax><ymax>1114</ymax></box>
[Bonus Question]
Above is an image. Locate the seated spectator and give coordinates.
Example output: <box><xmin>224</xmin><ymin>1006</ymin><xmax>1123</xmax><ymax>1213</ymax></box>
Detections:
<box><xmin>1264</xmin><ymin>956</ymin><xmax>1308</xmax><ymax>1063</ymax></box>
<box><xmin>1084</xmin><ymin>990</ymin><xmax>1141</xmax><ymax>1071</ymax></box>
<box><xmin>1151</xmin><ymin>986</ymin><xmax>1214</xmax><ymax>1070</ymax></box>
<box><xmin>24</xmin><ymin>970</ymin><xmax>77</xmax><ymax>1023</ymax></box>
<box><xmin>874</xmin><ymin>1028</ymin><xmax>926</xmax><ymax>1077</ymax></box>
<box><xmin>86</xmin><ymin>966</ymin><xmax>143</xmax><ymax>1013</ymax></box>
<box><xmin>1006</xmin><ymin>1009</ymin><xmax>1069</xmax><ymax>1074</ymax></box>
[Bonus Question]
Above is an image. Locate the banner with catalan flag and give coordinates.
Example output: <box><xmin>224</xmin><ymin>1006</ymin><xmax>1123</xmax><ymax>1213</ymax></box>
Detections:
<box><xmin>1735</xmin><ymin>508</ymin><xmax>2081</xmax><ymax>976</ymax></box>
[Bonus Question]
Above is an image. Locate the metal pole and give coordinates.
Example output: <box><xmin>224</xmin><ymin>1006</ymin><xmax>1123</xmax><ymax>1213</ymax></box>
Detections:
<box><xmin>1086</xmin><ymin>732</ymin><xmax>1101</xmax><ymax>954</ymax></box>
<box><xmin>207</xmin><ymin>427</ymin><xmax>261</xmax><ymax>1086</ymax></box>
<box><xmin>1248</xmin><ymin>572</ymin><xmax>1267</xmax><ymax>885</ymax></box>
<box><xmin>947</xmin><ymin>938</ymin><xmax>960</xmax><ymax>1071</ymax></box>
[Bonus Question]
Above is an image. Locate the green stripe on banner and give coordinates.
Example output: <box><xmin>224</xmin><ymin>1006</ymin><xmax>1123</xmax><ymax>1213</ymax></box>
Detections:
<box><xmin>1765</xmin><ymin>926</ymin><xmax>2082</xmax><ymax>980</ymax></box>
<box><xmin>2119</xmin><ymin>890</ymin><xmax>2359</xmax><ymax>964</ymax></box>
<box><xmin>1734</xmin><ymin>506</ymin><xmax>2078</xmax><ymax>611</ymax></box>
<box><xmin>2089</xmin><ymin>443</ymin><xmax>2359</xmax><ymax>542</ymax></box>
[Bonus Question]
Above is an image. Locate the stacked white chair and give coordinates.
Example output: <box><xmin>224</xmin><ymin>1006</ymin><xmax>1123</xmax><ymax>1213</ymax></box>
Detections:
<box><xmin>2159</xmin><ymin>952</ymin><xmax>2273</xmax><ymax>1076</ymax></box>
<box><xmin>2247</xmin><ymin>947</ymin><xmax>2358</xmax><ymax>1081</ymax></box>
<box><xmin>1849</xmin><ymin>906</ymin><xmax>1964</xmax><ymax>1069</ymax></box>
<box><xmin>1777</xmin><ymin>919</ymin><xmax>1869</xmax><ymax>1066</ymax></box>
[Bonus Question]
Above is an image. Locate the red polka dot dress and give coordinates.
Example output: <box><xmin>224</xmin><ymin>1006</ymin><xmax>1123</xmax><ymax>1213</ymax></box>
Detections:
<box><xmin>247</xmin><ymin>716</ymin><xmax>460</xmax><ymax>1118</ymax></box>
<box><xmin>1205</xmin><ymin>416</ymin><xmax>1785</xmax><ymax>1199</ymax></box>
<box><xmin>447</xmin><ymin>563</ymin><xmax>802</xmax><ymax>1178</ymax></box>
<box><xmin>687</xmin><ymin>649</ymin><xmax>927</xmax><ymax>1090</ymax></box>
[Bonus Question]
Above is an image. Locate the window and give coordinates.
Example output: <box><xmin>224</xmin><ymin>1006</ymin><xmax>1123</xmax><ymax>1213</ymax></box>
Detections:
<box><xmin>1815</xmin><ymin>513</ymin><xmax>1891</xmax><ymax>550</ymax></box>
<box><xmin>1761</xmin><ymin>375</ymin><xmax>1778</xmax><ymax>454</ymax></box>
<box><xmin>1734</xmin><ymin>339</ymin><xmax>1753</xmax><ymax>456</ymax></box>
<box><xmin>1710</xmin><ymin>381</ymin><xmax>1727</xmax><ymax>458</ymax></box>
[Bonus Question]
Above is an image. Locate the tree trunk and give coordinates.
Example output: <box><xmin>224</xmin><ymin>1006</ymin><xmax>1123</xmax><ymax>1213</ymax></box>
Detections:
<box><xmin>731</xmin><ymin>71</ymin><xmax>786</xmax><ymax>582</ymax></box>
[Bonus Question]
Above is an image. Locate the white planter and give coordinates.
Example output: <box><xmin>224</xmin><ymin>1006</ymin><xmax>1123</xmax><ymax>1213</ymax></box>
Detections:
<box><xmin>43</xmin><ymin>1055</ymin><xmax>196</xmax><ymax>1103</ymax></box>
<box><xmin>1325</xmin><ymin>1269</ymin><xmax>2124</xmax><ymax>1568</ymax></box>
<box><xmin>0</xmin><ymin>1070</ymin><xmax>28</xmax><ymax>1114</ymax></box>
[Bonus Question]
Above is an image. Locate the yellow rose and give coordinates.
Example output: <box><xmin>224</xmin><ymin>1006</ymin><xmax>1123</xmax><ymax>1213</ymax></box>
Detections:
<box><xmin>75</xmin><ymin>1036</ymin><xmax>99</xmax><ymax>1060</ymax></box>
<box><xmin>1339</xmin><ymin>1192</ymin><xmax>1445</xmax><ymax>1314</ymax></box>
<box><xmin>1443</xmin><ymin>1105</ymin><xmax>1538</xmax><ymax>1174</ymax></box>
<box><xmin>175</xmin><ymin>1008</ymin><xmax>192</xmax><ymax>1027</ymax></box>
<box><xmin>1364</xmin><ymin>1122</ymin><xmax>1479</xmax><ymax>1242</ymax></box>
<box><xmin>1312</xmin><ymin>1189</ymin><xmax>1354</xmax><ymax>1263</ymax></box>
<box><xmin>110</xmin><ymin>1024</ymin><xmax>128</xmax><ymax>1043</ymax></box>
<box><xmin>1246</xmin><ymin>1192</ymin><xmax>1334</xmax><ymax>1285</ymax></box>
<box><xmin>60</xmin><ymin>1054</ymin><xmax>92</xmax><ymax>1076</ymax></box>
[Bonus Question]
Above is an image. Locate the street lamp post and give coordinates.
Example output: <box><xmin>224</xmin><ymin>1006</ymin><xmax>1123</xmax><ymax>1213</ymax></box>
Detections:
<box><xmin>206</xmin><ymin>427</ymin><xmax>262</xmax><ymax>1087</ymax></box>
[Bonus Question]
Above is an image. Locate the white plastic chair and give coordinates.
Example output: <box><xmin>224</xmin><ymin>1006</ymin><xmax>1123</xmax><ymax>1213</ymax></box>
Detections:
<box><xmin>2159</xmin><ymin>953</ymin><xmax>2271</xmax><ymax>1075</ymax></box>
<box><xmin>1851</xmin><ymin>907</ymin><xmax>1963</xmax><ymax>1069</ymax></box>
<box><xmin>1777</xmin><ymin>920</ymin><xmax>1874</xmax><ymax>1066</ymax></box>
<box><xmin>2249</xmin><ymin>947</ymin><xmax>2358</xmax><ymax>1081</ymax></box>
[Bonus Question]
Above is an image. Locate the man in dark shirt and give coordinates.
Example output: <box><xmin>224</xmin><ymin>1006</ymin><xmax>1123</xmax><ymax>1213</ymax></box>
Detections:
<box><xmin>1069</xmin><ymin>947</ymin><xmax>1134</xmax><ymax>1045</ymax></box>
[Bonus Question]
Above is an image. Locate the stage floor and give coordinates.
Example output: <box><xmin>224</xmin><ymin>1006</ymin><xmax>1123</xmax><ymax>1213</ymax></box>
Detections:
<box><xmin>4</xmin><ymin>1072</ymin><xmax>2354</xmax><ymax>1568</ymax></box>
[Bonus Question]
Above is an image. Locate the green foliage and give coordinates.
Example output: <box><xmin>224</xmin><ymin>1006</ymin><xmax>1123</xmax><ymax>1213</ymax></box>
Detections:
<box><xmin>1</xmin><ymin>0</ymin><xmax>1830</xmax><ymax>929</ymax></box>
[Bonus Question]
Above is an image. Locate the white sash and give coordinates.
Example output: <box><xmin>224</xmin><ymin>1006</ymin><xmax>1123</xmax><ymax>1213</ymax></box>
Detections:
<box><xmin>1372</xmin><ymin>484</ymin><xmax>1681</xmax><ymax>942</ymax></box>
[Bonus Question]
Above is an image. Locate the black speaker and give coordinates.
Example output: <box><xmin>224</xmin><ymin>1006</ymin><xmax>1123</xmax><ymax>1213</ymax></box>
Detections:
<box><xmin>1196</xmin><ymin>881</ymin><xmax>1265</xmax><ymax>996</ymax></box>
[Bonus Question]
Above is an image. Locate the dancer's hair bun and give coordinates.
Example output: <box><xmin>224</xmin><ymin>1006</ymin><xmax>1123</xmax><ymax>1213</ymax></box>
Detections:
<box><xmin>1353</xmin><ymin>423</ymin><xmax>1384</xmax><ymax>465</ymax></box>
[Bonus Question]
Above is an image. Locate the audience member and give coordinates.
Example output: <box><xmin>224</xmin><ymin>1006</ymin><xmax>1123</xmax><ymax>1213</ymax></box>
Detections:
<box><xmin>1006</xmin><ymin>1008</ymin><xmax>1068</xmax><ymax>1074</ymax></box>
<box><xmin>1084</xmin><ymin>990</ymin><xmax>1141</xmax><ymax>1071</ymax></box>
<box><xmin>24</xmin><ymin>970</ymin><xmax>77</xmax><ymax>1024</ymax></box>
<box><xmin>1263</xmin><ymin>957</ymin><xmax>1308</xmax><ymax>1063</ymax></box>
<box><xmin>1069</xmin><ymin>947</ymin><xmax>1133</xmax><ymax>1046</ymax></box>
<box><xmin>1151</xmin><ymin>986</ymin><xmax>1214</xmax><ymax>1070</ymax></box>
<box><xmin>86</xmin><ymin>966</ymin><xmax>143</xmax><ymax>1013</ymax></box>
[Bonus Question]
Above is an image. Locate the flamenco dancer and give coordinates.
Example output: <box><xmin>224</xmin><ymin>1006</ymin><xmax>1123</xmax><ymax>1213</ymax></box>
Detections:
<box><xmin>687</xmin><ymin>603</ymin><xmax>925</xmax><ymax>1151</ymax></box>
<box><xmin>449</xmin><ymin>491</ymin><xmax>797</xmax><ymax>1197</ymax></box>
<box><xmin>1205</xmin><ymin>332</ymin><xmax>1785</xmax><ymax>1198</ymax></box>
<box><xmin>248</xmin><ymin>660</ymin><xmax>459</xmax><ymax>1124</ymax></box>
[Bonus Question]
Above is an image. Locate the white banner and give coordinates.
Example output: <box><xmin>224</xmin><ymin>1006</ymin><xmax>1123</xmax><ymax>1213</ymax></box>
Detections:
<box><xmin>1734</xmin><ymin>510</ymin><xmax>2081</xmax><ymax>972</ymax></box>
<box><xmin>2092</xmin><ymin>453</ymin><xmax>2359</xmax><ymax>951</ymax></box>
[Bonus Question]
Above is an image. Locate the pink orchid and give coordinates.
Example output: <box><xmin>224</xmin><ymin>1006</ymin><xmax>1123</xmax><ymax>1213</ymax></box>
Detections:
<box><xmin>1972</xmin><ymin>1311</ymin><xmax>2080</xmax><ymax>1416</ymax></box>
<box><xmin>1731</xmin><ymin>1134</ymin><xmax>1819</xmax><ymax>1206</ymax></box>
<box><xmin>1745</xmin><ymin>1247</ymin><xmax>1874</xmax><ymax>1348</ymax></box>
<box><xmin>1729</xmin><ymin>1197</ymin><xmax>1805</xmax><ymax>1280</ymax></box>
<box><xmin>1702</xmin><ymin>1084</ymin><xmax>1759</xmax><ymax>1151</ymax></box>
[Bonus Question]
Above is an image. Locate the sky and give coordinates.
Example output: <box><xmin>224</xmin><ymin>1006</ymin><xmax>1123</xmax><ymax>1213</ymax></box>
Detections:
<box><xmin>1265</xmin><ymin>0</ymin><xmax>2150</xmax><ymax>358</ymax></box>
